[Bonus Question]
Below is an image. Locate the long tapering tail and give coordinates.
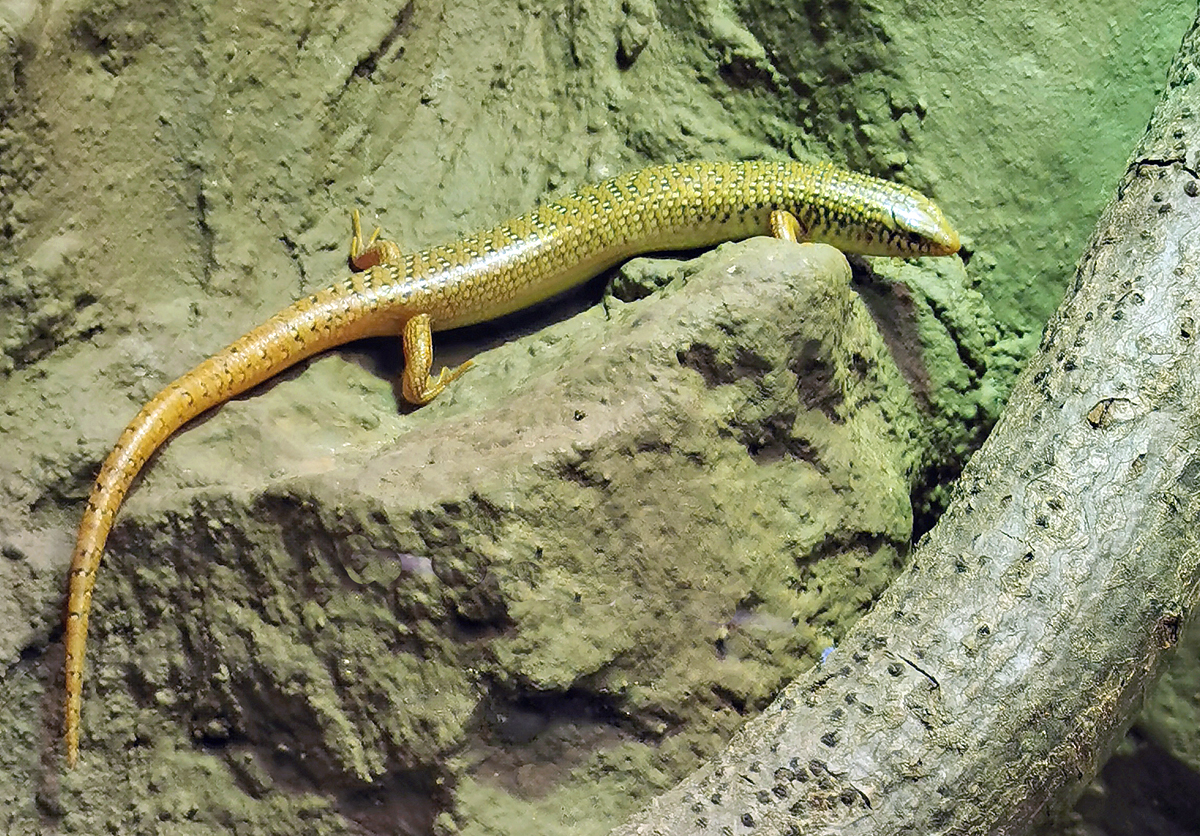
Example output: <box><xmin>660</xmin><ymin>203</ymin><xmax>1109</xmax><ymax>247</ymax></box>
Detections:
<box><xmin>64</xmin><ymin>386</ymin><xmax>197</xmax><ymax>766</ymax></box>
<box><xmin>62</xmin><ymin>286</ymin><xmax>379</xmax><ymax>766</ymax></box>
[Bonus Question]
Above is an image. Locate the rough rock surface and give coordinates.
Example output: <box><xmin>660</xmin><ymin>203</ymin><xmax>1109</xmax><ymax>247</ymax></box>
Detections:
<box><xmin>26</xmin><ymin>238</ymin><xmax>931</xmax><ymax>833</ymax></box>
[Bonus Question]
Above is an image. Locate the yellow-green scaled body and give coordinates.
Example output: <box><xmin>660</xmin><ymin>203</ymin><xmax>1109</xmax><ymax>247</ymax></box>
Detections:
<box><xmin>353</xmin><ymin>160</ymin><xmax>959</xmax><ymax>333</ymax></box>
<box><xmin>63</xmin><ymin>159</ymin><xmax>960</xmax><ymax>767</ymax></box>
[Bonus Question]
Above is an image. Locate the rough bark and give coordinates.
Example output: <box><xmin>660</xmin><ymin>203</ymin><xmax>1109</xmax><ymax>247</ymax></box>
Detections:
<box><xmin>612</xmin><ymin>12</ymin><xmax>1200</xmax><ymax>836</ymax></box>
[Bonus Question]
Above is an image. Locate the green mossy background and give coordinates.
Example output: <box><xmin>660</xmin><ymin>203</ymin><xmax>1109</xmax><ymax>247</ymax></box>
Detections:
<box><xmin>0</xmin><ymin>0</ymin><xmax>1197</xmax><ymax>834</ymax></box>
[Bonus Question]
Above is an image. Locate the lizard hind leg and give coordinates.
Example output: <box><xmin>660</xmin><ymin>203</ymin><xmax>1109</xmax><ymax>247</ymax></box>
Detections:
<box><xmin>400</xmin><ymin>313</ymin><xmax>474</xmax><ymax>405</ymax></box>
<box><xmin>350</xmin><ymin>209</ymin><xmax>403</xmax><ymax>271</ymax></box>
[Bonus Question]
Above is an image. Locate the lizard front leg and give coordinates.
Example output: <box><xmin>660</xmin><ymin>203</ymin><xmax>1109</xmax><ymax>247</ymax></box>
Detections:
<box><xmin>769</xmin><ymin>209</ymin><xmax>805</xmax><ymax>243</ymax></box>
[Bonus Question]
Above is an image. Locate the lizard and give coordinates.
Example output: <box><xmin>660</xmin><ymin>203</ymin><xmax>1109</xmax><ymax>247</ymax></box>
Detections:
<box><xmin>62</xmin><ymin>158</ymin><xmax>961</xmax><ymax>767</ymax></box>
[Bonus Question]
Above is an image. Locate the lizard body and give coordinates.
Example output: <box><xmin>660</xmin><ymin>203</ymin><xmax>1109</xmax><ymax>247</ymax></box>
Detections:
<box><xmin>63</xmin><ymin>159</ymin><xmax>959</xmax><ymax>766</ymax></box>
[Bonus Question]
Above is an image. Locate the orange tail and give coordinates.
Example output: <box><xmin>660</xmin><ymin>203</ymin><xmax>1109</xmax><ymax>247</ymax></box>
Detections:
<box><xmin>64</xmin><ymin>387</ymin><xmax>194</xmax><ymax>767</ymax></box>
<box><xmin>63</xmin><ymin>287</ymin><xmax>378</xmax><ymax>766</ymax></box>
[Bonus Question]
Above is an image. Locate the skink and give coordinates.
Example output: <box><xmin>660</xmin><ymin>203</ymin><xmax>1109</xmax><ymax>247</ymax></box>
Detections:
<box><xmin>63</xmin><ymin>159</ymin><xmax>960</xmax><ymax>766</ymax></box>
